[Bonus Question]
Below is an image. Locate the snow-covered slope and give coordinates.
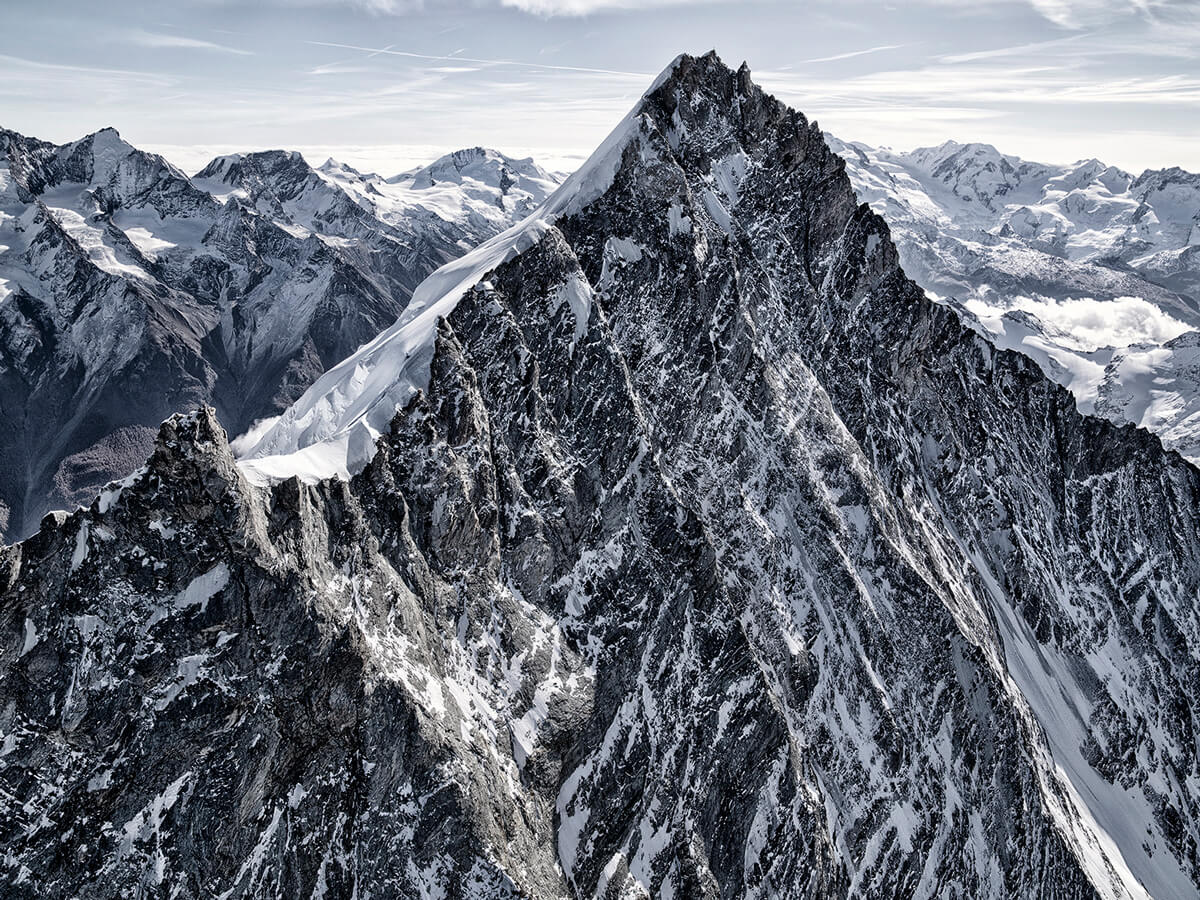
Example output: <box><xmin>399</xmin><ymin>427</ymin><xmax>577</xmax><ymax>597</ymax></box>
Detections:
<box><xmin>388</xmin><ymin>146</ymin><xmax>561</xmax><ymax>223</ymax></box>
<box><xmin>831</xmin><ymin>136</ymin><xmax>1200</xmax><ymax>460</ymax></box>
<box><xmin>240</xmin><ymin>85</ymin><xmax>650</xmax><ymax>484</ymax></box>
<box><xmin>0</xmin><ymin>128</ymin><xmax>559</xmax><ymax>541</ymax></box>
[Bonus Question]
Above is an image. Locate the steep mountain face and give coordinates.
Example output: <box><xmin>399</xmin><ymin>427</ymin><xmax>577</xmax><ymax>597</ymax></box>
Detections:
<box><xmin>2</xmin><ymin>53</ymin><xmax>1199</xmax><ymax>899</ymax></box>
<box><xmin>0</xmin><ymin>129</ymin><xmax>558</xmax><ymax>542</ymax></box>
<box><xmin>831</xmin><ymin>136</ymin><xmax>1200</xmax><ymax>462</ymax></box>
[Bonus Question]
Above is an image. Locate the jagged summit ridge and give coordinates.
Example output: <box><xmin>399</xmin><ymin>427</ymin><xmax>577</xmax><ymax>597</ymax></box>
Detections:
<box><xmin>238</xmin><ymin>51</ymin><xmax>806</xmax><ymax>482</ymax></box>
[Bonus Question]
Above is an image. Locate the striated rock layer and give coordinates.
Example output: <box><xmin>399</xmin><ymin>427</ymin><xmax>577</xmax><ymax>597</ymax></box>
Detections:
<box><xmin>1</xmin><ymin>53</ymin><xmax>1198</xmax><ymax>898</ymax></box>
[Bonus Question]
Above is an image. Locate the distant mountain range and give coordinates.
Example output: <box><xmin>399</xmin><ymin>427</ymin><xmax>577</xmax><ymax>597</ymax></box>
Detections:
<box><xmin>0</xmin><ymin>128</ymin><xmax>558</xmax><ymax>540</ymax></box>
<box><xmin>831</xmin><ymin>135</ymin><xmax>1200</xmax><ymax>462</ymax></box>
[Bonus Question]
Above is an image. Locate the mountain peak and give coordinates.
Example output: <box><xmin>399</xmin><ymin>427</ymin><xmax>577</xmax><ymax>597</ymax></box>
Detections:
<box><xmin>909</xmin><ymin>139</ymin><xmax>1009</xmax><ymax>170</ymax></box>
<box><xmin>66</xmin><ymin>126</ymin><xmax>136</xmax><ymax>174</ymax></box>
<box><xmin>240</xmin><ymin>50</ymin><xmax>845</xmax><ymax>483</ymax></box>
<box><xmin>195</xmin><ymin>149</ymin><xmax>316</xmax><ymax>190</ymax></box>
<box><xmin>391</xmin><ymin>146</ymin><xmax>557</xmax><ymax>205</ymax></box>
<box><xmin>230</xmin><ymin>52</ymin><xmax>1200</xmax><ymax>900</ymax></box>
<box><xmin>319</xmin><ymin>157</ymin><xmax>371</xmax><ymax>179</ymax></box>
<box><xmin>645</xmin><ymin>49</ymin><xmax>736</xmax><ymax>96</ymax></box>
<box><xmin>7</xmin><ymin>52</ymin><xmax>1200</xmax><ymax>900</ymax></box>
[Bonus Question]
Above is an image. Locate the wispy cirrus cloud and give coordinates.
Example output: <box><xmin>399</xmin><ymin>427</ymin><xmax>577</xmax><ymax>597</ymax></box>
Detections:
<box><xmin>308</xmin><ymin>62</ymin><xmax>374</xmax><ymax>75</ymax></box>
<box><xmin>0</xmin><ymin>52</ymin><xmax>175</xmax><ymax>108</ymax></box>
<box><xmin>1025</xmin><ymin>0</ymin><xmax>1145</xmax><ymax>27</ymax></box>
<box><xmin>0</xmin><ymin>53</ymin><xmax>171</xmax><ymax>85</ymax></box>
<box><xmin>938</xmin><ymin>33</ymin><xmax>1092</xmax><ymax>64</ymax></box>
<box><xmin>125</xmin><ymin>29</ymin><xmax>253</xmax><ymax>55</ymax></box>
<box><xmin>761</xmin><ymin>63</ymin><xmax>1200</xmax><ymax>109</ymax></box>
<box><xmin>305</xmin><ymin>40</ymin><xmax>651</xmax><ymax>78</ymax></box>
<box><xmin>802</xmin><ymin>44</ymin><xmax>906</xmax><ymax>64</ymax></box>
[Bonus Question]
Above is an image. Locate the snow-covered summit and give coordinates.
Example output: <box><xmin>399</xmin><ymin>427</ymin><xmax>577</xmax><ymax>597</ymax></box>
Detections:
<box><xmin>238</xmin><ymin>60</ymin><xmax>662</xmax><ymax>485</ymax></box>
<box><xmin>395</xmin><ymin>146</ymin><xmax>554</xmax><ymax>195</ymax></box>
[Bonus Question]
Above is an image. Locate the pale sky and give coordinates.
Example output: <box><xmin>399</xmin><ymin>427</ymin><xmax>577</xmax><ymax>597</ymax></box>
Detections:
<box><xmin>2</xmin><ymin>0</ymin><xmax>1198</xmax><ymax>176</ymax></box>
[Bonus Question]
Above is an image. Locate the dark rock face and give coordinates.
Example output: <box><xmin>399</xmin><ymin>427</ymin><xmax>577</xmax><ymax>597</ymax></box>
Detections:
<box><xmin>0</xmin><ymin>130</ymin><xmax>554</xmax><ymax>542</ymax></box>
<box><xmin>1</xmin><ymin>53</ymin><xmax>1198</xmax><ymax>898</ymax></box>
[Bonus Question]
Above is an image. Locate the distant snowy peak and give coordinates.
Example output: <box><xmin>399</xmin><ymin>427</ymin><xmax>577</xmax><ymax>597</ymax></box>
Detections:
<box><xmin>1132</xmin><ymin>167</ymin><xmax>1200</xmax><ymax>247</ymax></box>
<box><xmin>194</xmin><ymin>149</ymin><xmax>310</xmax><ymax>193</ymax></box>
<box><xmin>395</xmin><ymin>146</ymin><xmax>556</xmax><ymax>196</ymax></box>
<box><xmin>908</xmin><ymin>139</ymin><xmax>1023</xmax><ymax>175</ymax></box>
<box><xmin>3</xmin><ymin>125</ymin><xmax>204</xmax><ymax>216</ymax></box>
<box><xmin>193</xmin><ymin>149</ymin><xmax>349</xmax><ymax>227</ymax></box>
<box><xmin>389</xmin><ymin>147</ymin><xmax>560</xmax><ymax>222</ymax></box>
<box><xmin>905</xmin><ymin>140</ymin><xmax>1132</xmax><ymax>203</ymax></box>
<box><xmin>833</xmin><ymin>131</ymin><xmax>1200</xmax><ymax>284</ymax></box>
<box><xmin>906</xmin><ymin>139</ymin><xmax>1040</xmax><ymax>211</ymax></box>
<box><xmin>846</xmin><ymin>136</ymin><xmax>1199</xmax><ymax>250</ymax></box>
<box><xmin>59</xmin><ymin>127</ymin><xmax>144</xmax><ymax>186</ymax></box>
<box><xmin>831</xmin><ymin>130</ymin><xmax>1200</xmax><ymax>462</ymax></box>
<box><xmin>317</xmin><ymin>157</ymin><xmax>376</xmax><ymax>180</ymax></box>
<box><xmin>190</xmin><ymin>144</ymin><xmax>562</xmax><ymax>242</ymax></box>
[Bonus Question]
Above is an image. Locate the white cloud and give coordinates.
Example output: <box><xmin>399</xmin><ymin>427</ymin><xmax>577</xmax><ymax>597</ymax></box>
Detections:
<box><xmin>970</xmin><ymin>294</ymin><xmax>1192</xmax><ymax>350</ymax></box>
<box><xmin>308</xmin><ymin>62</ymin><xmax>374</xmax><ymax>75</ymax></box>
<box><xmin>1025</xmin><ymin>0</ymin><xmax>1165</xmax><ymax>28</ymax></box>
<box><xmin>126</xmin><ymin>30</ymin><xmax>253</xmax><ymax>55</ymax></box>
<box><xmin>497</xmin><ymin>0</ymin><xmax>700</xmax><ymax>15</ymax></box>
<box><xmin>1016</xmin><ymin>295</ymin><xmax>1191</xmax><ymax>350</ymax></box>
